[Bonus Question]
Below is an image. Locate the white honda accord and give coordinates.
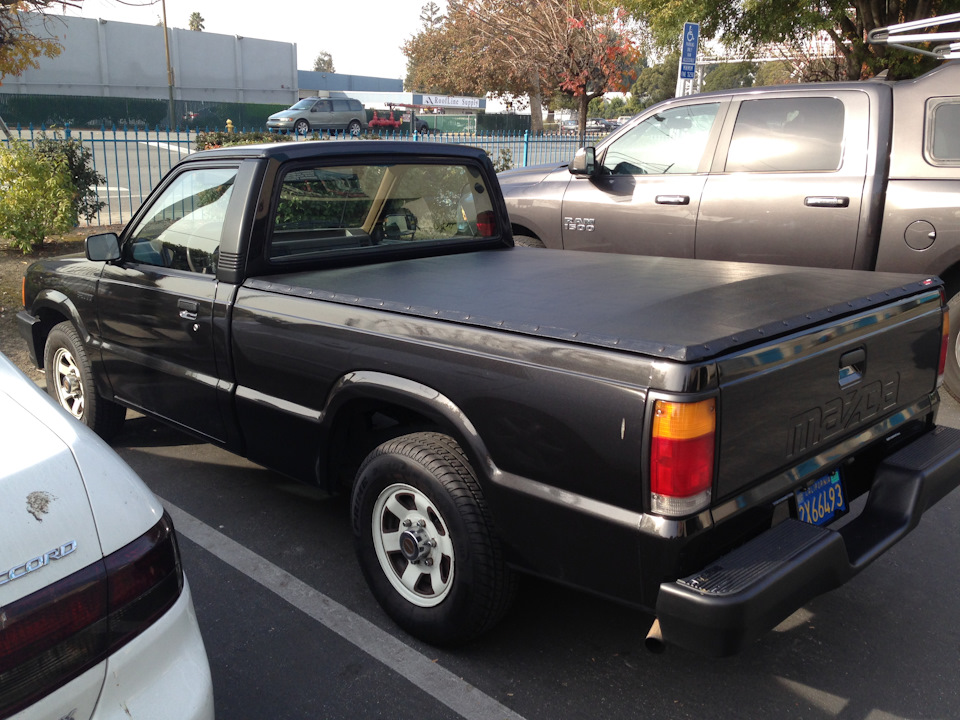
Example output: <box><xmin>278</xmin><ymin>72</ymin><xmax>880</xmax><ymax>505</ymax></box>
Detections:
<box><xmin>0</xmin><ymin>352</ymin><xmax>214</xmax><ymax>719</ymax></box>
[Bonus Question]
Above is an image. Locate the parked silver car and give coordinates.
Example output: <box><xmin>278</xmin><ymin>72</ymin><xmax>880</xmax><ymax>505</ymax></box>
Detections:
<box><xmin>267</xmin><ymin>97</ymin><xmax>367</xmax><ymax>135</ymax></box>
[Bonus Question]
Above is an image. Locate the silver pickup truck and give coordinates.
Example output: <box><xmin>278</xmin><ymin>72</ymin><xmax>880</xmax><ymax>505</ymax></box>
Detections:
<box><xmin>499</xmin><ymin>54</ymin><xmax>960</xmax><ymax>393</ymax></box>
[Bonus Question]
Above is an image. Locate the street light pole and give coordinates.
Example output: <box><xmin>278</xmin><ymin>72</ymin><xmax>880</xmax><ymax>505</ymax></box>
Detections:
<box><xmin>161</xmin><ymin>0</ymin><xmax>176</xmax><ymax>129</ymax></box>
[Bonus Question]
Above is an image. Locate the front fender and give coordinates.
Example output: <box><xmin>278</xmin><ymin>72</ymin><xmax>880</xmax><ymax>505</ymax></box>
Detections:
<box><xmin>19</xmin><ymin>289</ymin><xmax>91</xmax><ymax>370</ymax></box>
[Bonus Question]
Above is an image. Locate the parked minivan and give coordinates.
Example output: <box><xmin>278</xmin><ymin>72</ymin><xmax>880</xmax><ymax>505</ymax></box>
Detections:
<box><xmin>267</xmin><ymin>97</ymin><xmax>367</xmax><ymax>135</ymax></box>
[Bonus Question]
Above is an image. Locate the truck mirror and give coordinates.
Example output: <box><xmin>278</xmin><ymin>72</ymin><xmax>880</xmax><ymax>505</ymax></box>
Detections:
<box><xmin>86</xmin><ymin>233</ymin><xmax>121</xmax><ymax>262</ymax></box>
<box><xmin>570</xmin><ymin>147</ymin><xmax>596</xmax><ymax>176</ymax></box>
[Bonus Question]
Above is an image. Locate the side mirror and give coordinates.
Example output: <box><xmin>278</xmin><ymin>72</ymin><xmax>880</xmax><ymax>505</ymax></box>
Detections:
<box><xmin>569</xmin><ymin>146</ymin><xmax>596</xmax><ymax>176</ymax></box>
<box><xmin>86</xmin><ymin>232</ymin><xmax>121</xmax><ymax>262</ymax></box>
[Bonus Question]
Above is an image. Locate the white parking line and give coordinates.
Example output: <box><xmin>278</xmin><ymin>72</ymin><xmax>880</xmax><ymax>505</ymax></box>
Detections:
<box><xmin>161</xmin><ymin>498</ymin><xmax>526</xmax><ymax>720</ymax></box>
<box><xmin>142</xmin><ymin>141</ymin><xmax>192</xmax><ymax>154</ymax></box>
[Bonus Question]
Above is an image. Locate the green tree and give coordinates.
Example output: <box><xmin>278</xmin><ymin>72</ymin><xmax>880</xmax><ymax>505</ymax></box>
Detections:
<box><xmin>631</xmin><ymin>51</ymin><xmax>679</xmax><ymax>109</ymax></box>
<box><xmin>313</xmin><ymin>51</ymin><xmax>335</xmax><ymax>73</ymax></box>
<box><xmin>188</xmin><ymin>11</ymin><xmax>204</xmax><ymax>31</ymax></box>
<box><xmin>623</xmin><ymin>0</ymin><xmax>960</xmax><ymax>80</ymax></box>
<box><xmin>755</xmin><ymin>60</ymin><xmax>796</xmax><ymax>86</ymax></box>
<box><xmin>0</xmin><ymin>140</ymin><xmax>76</xmax><ymax>252</ymax></box>
<box><xmin>702</xmin><ymin>61</ymin><xmax>757</xmax><ymax>92</ymax></box>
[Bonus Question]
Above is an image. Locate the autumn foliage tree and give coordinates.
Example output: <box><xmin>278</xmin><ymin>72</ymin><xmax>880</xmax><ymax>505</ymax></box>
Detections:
<box><xmin>0</xmin><ymin>1</ymin><xmax>79</xmax><ymax>83</ymax></box>
<box><xmin>404</xmin><ymin>0</ymin><xmax>642</xmax><ymax>134</ymax></box>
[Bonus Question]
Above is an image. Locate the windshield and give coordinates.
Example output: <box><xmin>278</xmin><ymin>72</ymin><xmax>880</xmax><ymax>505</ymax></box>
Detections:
<box><xmin>288</xmin><ymin>99</ymin><xmax>315</xmax><ymax>111</ymax></box>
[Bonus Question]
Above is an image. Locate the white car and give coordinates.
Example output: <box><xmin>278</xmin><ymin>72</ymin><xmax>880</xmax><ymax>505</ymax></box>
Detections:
<box><xmin>0</xmin><ymin>352</ymin><xmax>214</xmax><ymax>720</ymax></box>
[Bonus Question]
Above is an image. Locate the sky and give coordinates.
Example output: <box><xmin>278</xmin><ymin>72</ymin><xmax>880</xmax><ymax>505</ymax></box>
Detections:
<box><xmin>60</xmin><ymin>0</ymin><xmax>444</xmax><ymax>80</ymax></box>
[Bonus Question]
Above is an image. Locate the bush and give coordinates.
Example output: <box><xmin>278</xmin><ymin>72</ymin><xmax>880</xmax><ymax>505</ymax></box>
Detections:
<box><xmin>0</xmin><ymin>140</ymin><xmax>76</xmax><ymax>253</ymax></box>
<box><xmin>33</xmin><ymin>132</ymin><xmax>106</xmax><ymax>222</ymax></box>
<box><xmin>195</xmin><ymin>130</ymin><xmax>293</xmax><ymax>151</ymax></box>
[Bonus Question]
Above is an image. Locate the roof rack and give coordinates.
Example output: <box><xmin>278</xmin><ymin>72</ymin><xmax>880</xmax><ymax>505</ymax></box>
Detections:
<box><xmin>868</xmin><ymin>12</ymin><xmax>960</xmax><ymax>59</ymax></box>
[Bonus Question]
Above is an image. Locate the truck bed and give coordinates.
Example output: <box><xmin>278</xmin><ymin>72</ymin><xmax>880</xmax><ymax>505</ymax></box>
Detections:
<box><xmin>245</xmin><ymin>248</ymin><xmax>939</xmax><ymax>362</ymax></box>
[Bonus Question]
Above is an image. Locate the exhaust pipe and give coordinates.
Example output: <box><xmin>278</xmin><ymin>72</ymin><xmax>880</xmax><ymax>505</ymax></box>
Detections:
<box><xmin>644</xmin><ymin>618</ymin><xmax>666</xmax><ymax>654</ymax></box>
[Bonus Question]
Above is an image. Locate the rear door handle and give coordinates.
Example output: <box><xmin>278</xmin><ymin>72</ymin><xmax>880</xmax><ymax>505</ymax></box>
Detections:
<box><xmin>804</xmin><ymin>196</ymin><xmax>850</xmax><ymax>208</ymax></box>
<box><xmin>655</xmin><ymin>195</ymin><xmax>690</xmax><ymax>205</ymax></box>
<box><xmin>178</xmin><ymin>298</ymin><xmax>199</xmax><ymax>320</ymax></box>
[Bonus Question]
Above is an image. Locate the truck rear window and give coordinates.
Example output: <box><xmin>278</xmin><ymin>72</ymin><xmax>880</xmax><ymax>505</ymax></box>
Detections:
<box><xmin>268</xmin><ymin>161</ymin><xmax>498</xmax><ymax>261</ymax></box>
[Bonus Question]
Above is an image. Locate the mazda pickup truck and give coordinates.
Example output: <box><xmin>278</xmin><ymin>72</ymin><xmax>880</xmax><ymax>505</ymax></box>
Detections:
<box><xmin>17</xmin><ymin>141</ymin><xmax>960</xmax><ymax>656</ymax></box>
<box><xmin>499</xmin><ymin>59</ymin><xmax>960</xmax><ymax>400</ymax></box>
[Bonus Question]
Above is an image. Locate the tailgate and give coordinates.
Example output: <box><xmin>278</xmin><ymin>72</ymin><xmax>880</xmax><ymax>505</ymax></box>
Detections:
<box><xmin>714</xmin><ymin>288</ymin><xmax>943</xmax><ymax>502</ymax></box>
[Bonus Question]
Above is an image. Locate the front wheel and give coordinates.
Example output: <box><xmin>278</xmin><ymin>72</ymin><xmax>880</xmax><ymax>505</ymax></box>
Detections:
<box><xmin>514</xmin><ymin>234</ymin><xmax>545</xmax><ymax>248</ymax></box>
<box><xmin>351</xmin><ymin>432</ymin><xmax>516</xmax><ymax>646</ymax></box>
<box><xmin>44</xmin><ymin>321</ymin><xmax>126</xmax><ymax>439</ymax></box>
<box><xmin>294</xmin><ymin>119</ymin><xmax>310</xmax><ymax>135</ymax></box>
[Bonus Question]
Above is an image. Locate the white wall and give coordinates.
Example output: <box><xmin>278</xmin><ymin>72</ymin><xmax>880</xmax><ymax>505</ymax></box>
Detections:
<box><xmin>4</xmin><ymin>14</ymin><xmax>298</xmax><ymax>105</ymax></box>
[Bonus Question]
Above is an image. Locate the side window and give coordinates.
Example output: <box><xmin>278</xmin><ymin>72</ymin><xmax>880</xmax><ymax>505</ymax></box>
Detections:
<box><xmin>269</xmin><ymin>162</ymin><xmax>498</xmax><ymax>260</ymax></box>
<box><xmin>314</xmin><ymin>100</ymin><xmax>332</xmax><ymax>113</ymax></box>
<box><xmin>726</xmin><ymin>97</ymin><xmax>844</xmax><ymax>173</ymax></box>
<box><xmin>601</xmin><ymin>103</ymin><xmax>720</xmax><ymax>175</ymax></box>
<box><xmin>332</xmin><ymin>99</ymin><xmax>350</xmax><ymax>112</ymax></box>
<box><xmin>125</xmin><ymin>167</ymin><xmax>236</xmax><ymax>274</ymax></box>
<box><xmin>928</xmin><ymin>99</ymin><xmax>960</xmax><ymax>163</ymax></box>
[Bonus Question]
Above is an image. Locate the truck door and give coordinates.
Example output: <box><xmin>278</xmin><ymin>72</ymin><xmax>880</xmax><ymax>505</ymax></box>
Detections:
<box><xmin>560</xmin><ymin>101</ymin><xmax>725</xmax><ymax>257</ymax></box>
<box><xmin>96</xmin><ymin>165</ymin><xmax>239</xmax><ymax>442</ymax></box>
<box><xmin>696</xmin><ymin>92</ymin><xmax>870</xmax><ymax>268</ymax></box>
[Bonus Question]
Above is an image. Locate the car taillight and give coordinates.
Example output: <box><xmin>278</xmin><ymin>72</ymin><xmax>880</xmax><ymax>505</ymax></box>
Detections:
<box><xmin>938</xmin><ymin>298</ymin><xmax>949</xmax><ymax>387</ymax></box>
<box><xmin>650</xmin><ymin>398</ymin><xmax>716</xmax><ymax>517</ymax></box>
<box><xmin>476</xmin><ymin>210</ymin><xmax>496</xmax><ymax>237</ymax></box>
<box><xmin>0</xmin><ymin>512</ymin><xmax>183</xmax><ymax>717</ymax></box>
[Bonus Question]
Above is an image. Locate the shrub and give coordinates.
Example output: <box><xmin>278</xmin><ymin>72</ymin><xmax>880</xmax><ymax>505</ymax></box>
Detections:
<box><xmin>33</xmin><ymin>132</ymin><xmax>106</xmax><ymax>222</ymax></box>
<box><xmin>0</xmin><ymin>140</ymin><xmax>76</xmax><ymax>253</ymax></box>
<box><xmin>195</xmin><ymin>130</ymin><xmax>293</xmax><ymax>151</ymax></box>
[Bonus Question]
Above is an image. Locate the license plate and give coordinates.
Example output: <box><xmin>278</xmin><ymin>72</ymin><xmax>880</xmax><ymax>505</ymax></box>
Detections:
<box><xmin>795</xmin><ymin>470</ymin><xmax>847</xmax><ymax>526</ymax></box>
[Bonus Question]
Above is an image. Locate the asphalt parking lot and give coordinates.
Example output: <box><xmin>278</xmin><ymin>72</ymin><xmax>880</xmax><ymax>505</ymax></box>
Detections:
<box><xmin>106</xmin><ymin>397</ymin><xmax>960</xmax><ymax>720</ymax></box>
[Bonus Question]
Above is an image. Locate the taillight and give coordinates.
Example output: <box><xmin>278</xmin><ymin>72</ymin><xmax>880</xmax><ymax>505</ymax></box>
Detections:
<box><xmin>476</xmin><ymin>210</ymin><xmax>496</xmax><ymax>237</ymax></box>
<box><xmin>650</xmin><ymin>398</ymin><xmax>716</xmax><ymax>517</ymax></box>
<box><xmin>0</xmin><ymin>513</ymin><xmax>183</xmax><ymax>717</ymax></box>
<box><xmin>938</xmin><ymin>299</ymin><xmax>949</xmax><ymax>387</ymax></box>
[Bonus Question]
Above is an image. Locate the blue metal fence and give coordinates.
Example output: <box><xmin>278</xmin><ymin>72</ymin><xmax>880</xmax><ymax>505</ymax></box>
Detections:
<box><xmin>4</xmin><ymin>124</ymin><xmax>605</xmax><ymax>227</ymax></box>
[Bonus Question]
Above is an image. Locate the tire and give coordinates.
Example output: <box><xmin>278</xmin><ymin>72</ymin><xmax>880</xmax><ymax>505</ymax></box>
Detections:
<box><xmin>44</xmin><ymin>321</ymin><xmax>126</xmax><ymax>439</ymax></box>
<box><xmin>944</xmin><ymin>292</ymin><xmax>960</xmax><ymax>402</ymax></box>
<box><xmin>348</xmin><ymin>120</ymin><xmax>362</xmax><ymax>135</ymax></box>
<box><xmin>294</xmin><ymin>119</ymin><xmax>310</xmax><ymax>135</ymax></box>
<box><xmin>514</xmin><ymin>234</ymin><xmax>546</xmax><ymax>248</ymax></box>
<box><xmin>351</xmin><ymin>432</ymin><xmax>516</xmax><ymax>646</ymax></box>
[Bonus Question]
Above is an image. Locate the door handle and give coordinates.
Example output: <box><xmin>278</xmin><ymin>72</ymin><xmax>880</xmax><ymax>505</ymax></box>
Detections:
<box><xmin>178</xmin><ymin>298</ymin><xmax>199</xmax><ymax>320</ymax></box>
<box><xmin>804</xmin><ymin>196</ymin><xmax>850</xmax><ymax>208</ymax></box>
<box><xmin>655</xmin><ymin>195</ymin><xmax>690</xmax><ymax>205</ymax></box>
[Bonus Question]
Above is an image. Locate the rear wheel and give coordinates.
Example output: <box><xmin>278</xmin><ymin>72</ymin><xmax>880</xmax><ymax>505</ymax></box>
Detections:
<box><xmin>944</xmin><ymin>292</ymin><xmax>960</xmax><ymax>401</ymax></box>
<box><xmin>351</xmin><ymin>432</ymin><xmax>516</xmax><ymax>646</ymax></box>
<box><xmin>44</xmin><ymin>321</ymin><xmax>125</xmax><ymax>439</ymax></box>
<box><xmin>348</xmin><ymin>120</ymin><xmax>362</xmax><ymax>135</ymax></box>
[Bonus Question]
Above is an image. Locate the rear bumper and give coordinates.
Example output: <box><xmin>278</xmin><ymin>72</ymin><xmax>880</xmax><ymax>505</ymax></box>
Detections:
<box><xmin>656</xmin><ymin>425</ymin><xmax>960</xmax><ymax>656</ymax></box>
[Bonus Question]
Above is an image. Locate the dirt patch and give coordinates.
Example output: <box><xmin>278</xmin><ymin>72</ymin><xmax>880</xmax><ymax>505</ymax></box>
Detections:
<box><xmin>0</xmin><ymin>226</ymin><xmax>123</xmax><ymax>382</ymax></box>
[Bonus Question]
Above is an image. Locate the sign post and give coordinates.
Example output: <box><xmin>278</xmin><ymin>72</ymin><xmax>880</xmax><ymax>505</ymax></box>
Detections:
<box><xmin>675</xmin><ymin>22</ymin><xmax>700</xmax><ymax>97</ymax></box>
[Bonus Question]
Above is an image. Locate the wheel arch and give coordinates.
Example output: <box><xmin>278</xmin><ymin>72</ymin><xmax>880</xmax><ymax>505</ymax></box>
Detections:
<box><xmin>27</xmin><ymin>291</ymin><xmax>87</xmax><ymax>370</ymax></box>
<box><xmin>319</xmin><ymin>371</ymin><xmax>493</xmax><ymax>493</ymax></box>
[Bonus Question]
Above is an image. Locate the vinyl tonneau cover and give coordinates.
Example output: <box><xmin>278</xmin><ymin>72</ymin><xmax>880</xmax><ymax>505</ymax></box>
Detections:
<box><xmin>245</xmin><ymin>249</ymin><xmax>940</xmax><ymax>362</ymax></box>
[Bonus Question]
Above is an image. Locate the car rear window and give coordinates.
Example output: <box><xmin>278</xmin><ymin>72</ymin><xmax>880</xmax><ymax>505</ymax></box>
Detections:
<box><xmin>268</xmin><ymin>161</ymin><xmax>499</xmax><ymax>261</ymax></box>
<box><xmin>726</xmin><ymin>97</ymin><xmax>845</xmax><ymax>173</ymax></box>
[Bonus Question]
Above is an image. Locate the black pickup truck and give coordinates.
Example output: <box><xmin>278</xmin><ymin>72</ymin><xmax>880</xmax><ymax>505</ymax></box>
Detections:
<box><xmin>18</xmin><ymin>141</ymin><xmax>960</xmax><ymax>656</ymax></box>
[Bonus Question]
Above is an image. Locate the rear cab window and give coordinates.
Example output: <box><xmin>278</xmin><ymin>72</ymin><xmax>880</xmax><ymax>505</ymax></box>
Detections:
<box><xmin>267</xmin><ymin>160</ymin><xmax>499</xmax><ymax>262</ymax></box>
<box><xmin>725</xmin><ymin>97</ymin><xmax>845</xmax><ymax>172</ymax></box>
